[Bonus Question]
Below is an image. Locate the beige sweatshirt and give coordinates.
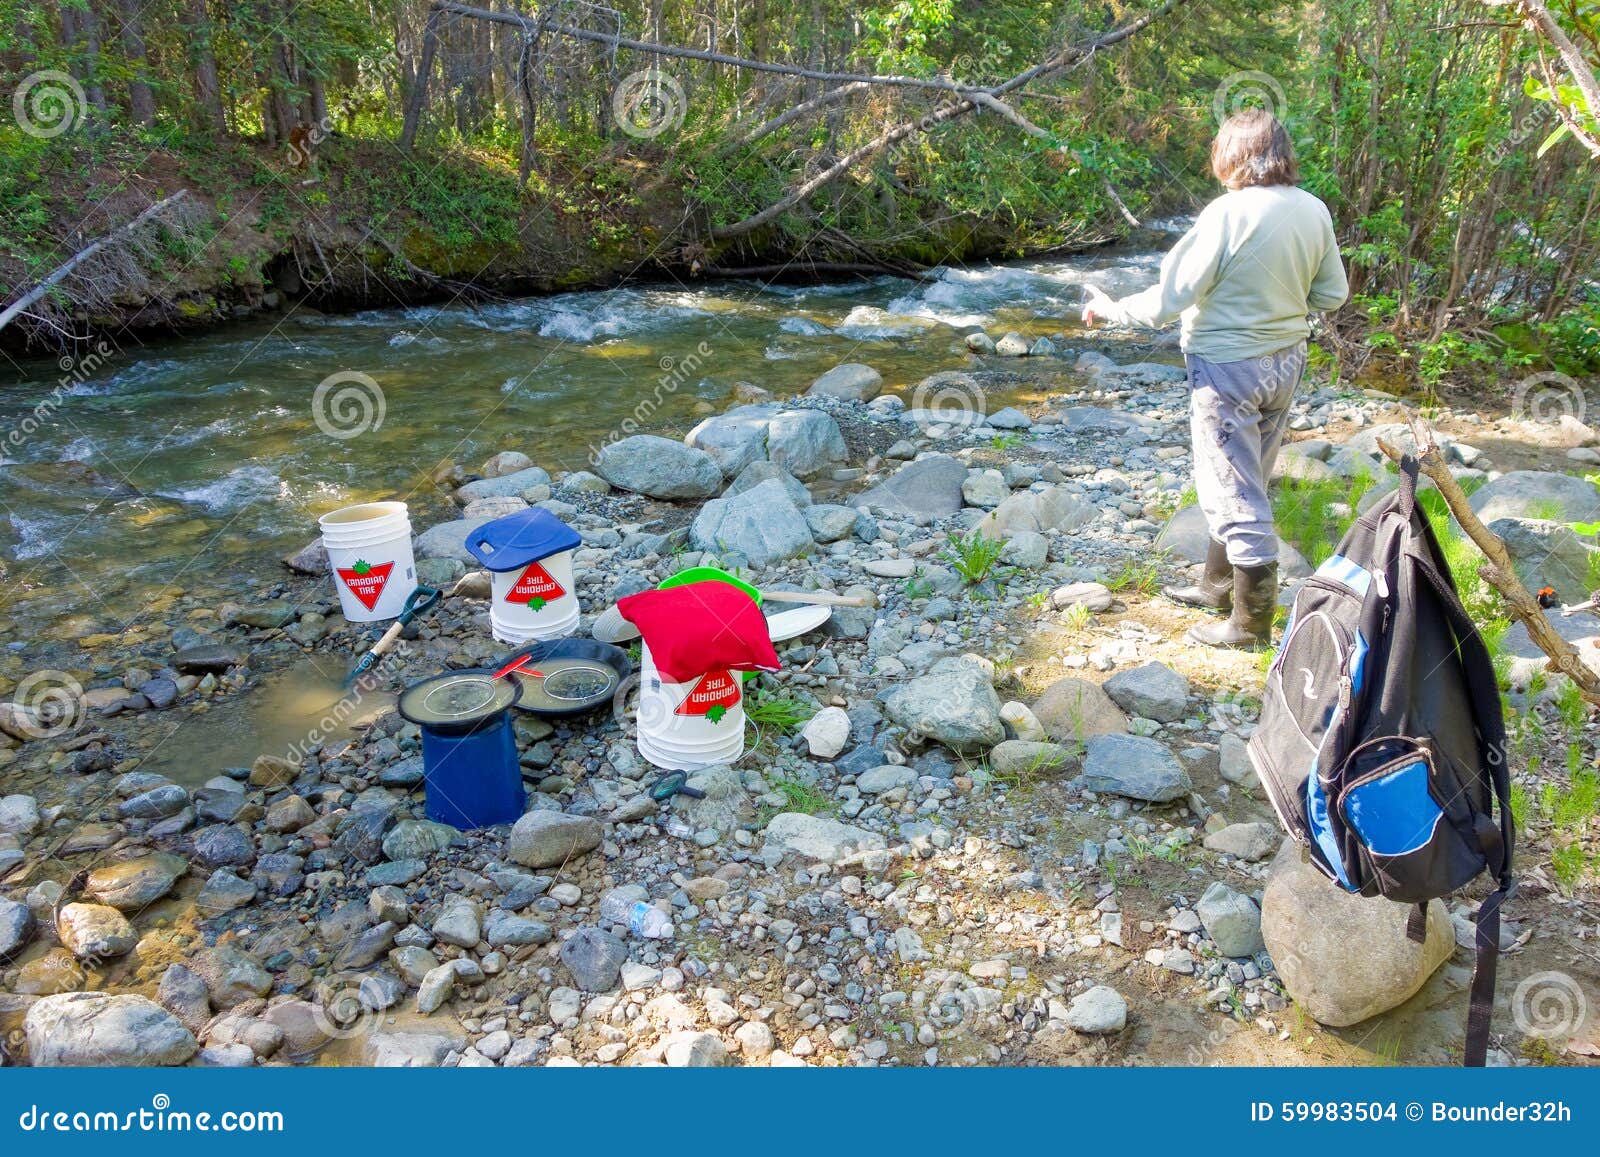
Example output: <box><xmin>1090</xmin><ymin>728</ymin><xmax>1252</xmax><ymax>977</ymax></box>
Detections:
<box><xmin>1095</xmin><ymin>184</ymin><xmax>1349</xmax><ymax>363</ymax></box>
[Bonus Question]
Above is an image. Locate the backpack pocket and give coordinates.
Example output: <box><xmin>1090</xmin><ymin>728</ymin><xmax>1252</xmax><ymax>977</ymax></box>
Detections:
<box><xmin>1335</xmin><ymin>736</ymin><xmax>1482</xmax><ymax>903</ymax></box>
<box><xmin>1253</xmin><ymin>565</ymin><xmax>1373</xmax><ymax>839</ymax></box>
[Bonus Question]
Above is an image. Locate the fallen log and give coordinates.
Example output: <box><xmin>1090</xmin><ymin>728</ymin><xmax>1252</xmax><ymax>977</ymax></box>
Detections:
<box><xmin>0</xmin><ymin>190</ymin><xmax>193</xmax><ymax>336</ymax></box>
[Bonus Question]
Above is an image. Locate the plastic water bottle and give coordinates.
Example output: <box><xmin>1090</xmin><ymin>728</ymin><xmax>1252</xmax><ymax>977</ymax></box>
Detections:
<box><xmin>600</xmin><ymin>891</ymin><xmax>674</xmax><ymax>938</ymax></box>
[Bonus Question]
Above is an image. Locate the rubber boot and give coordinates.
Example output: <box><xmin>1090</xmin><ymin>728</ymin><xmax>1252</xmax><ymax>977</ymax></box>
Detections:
<box><xmin>1188</xmin><ymin>562</ymin><xmax>1278</xmax><ymax>650</ymax></box>
<box><xmin>1163</xmin><ymin>537</ymin><xmax>1232</xmax><ymax>612</ymax></box>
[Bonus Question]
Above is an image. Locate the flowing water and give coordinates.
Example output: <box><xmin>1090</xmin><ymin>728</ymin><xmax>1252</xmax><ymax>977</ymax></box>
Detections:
<box><xmin>0</xmin><ymin>236</ymin><xmax>1176</xmax><ymax>641</ymax></box>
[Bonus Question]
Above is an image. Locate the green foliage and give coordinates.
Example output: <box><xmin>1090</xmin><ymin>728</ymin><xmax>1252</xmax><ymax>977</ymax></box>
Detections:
<box><xmin>769</xmin><ymin>777</ymin><xmax>832</xmax><ymax>815</ymax></box>
<box><xmin>1107</xmin><ymin>557</ymin><xmax>1162</xmax><ymax>596</ymax></box>
<box><xmin>1270</xmin><ymin>470</ymin><xmax>1375</xmax><ymax>564</ymax></box>
<box><xmin>943</xmin><ymin>529</ymin><xmax>1007</xmax><ymax>585</ymax></box>
<box><xmin>743</xmin><ymin>686</ymin><xmax>816</xmax><ymax>734</ymax></box>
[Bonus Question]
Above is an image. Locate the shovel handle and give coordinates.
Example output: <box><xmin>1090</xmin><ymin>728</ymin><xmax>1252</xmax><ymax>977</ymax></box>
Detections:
<box><xmin>759</xmin><ymin>589</ymin><xmax>875</xmax><ymax>608</ymax></box>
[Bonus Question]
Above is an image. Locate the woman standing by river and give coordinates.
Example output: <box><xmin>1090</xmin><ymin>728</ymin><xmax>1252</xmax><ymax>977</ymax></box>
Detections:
<box><xmin>1083</xmin><ymin>109</ymin><xmax>1348</xmax><ymax>649</ymax></box>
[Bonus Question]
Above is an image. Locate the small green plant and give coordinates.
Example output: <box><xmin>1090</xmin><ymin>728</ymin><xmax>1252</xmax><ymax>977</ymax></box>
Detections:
<box><xmin>1509</xmin><ymin>781</ymin><xmax>1532</xmax><ymax>831</ymax></box>
<box><xmin>903</xmin><ymin>573</ymin><xmax>935</xmax><ymax>599</ymax></box>
<box><xmin>770</xmin><ymin>777</ymin><xmax>831</xmax><ymax>815</ymax></box>
<box><xmin>1555</xmin><ymin>679</ymin><xmax>1589</xmax><ymax>736</ymax></box>
<box><xmin>943</xmin><ymin>529</ymin><xmax>1008</xmax><ymax>585</ymax></box>
<box><xmin>744</xmin><ymin>687</ymin><xmax>816</xmax><ymax>733</ymax></box>
<box><xmin>1107</xmin><ymin>558</ymin><xmax>1162</xmax><ymax>595</ymax></box>
<box><xmin>1025</xmin><ymin>589</ymin><xmax>1052</xmax><ymax>614</ymax></box>
<box><xmin>1059</xmin><ymin>602</ymin><xmax>1093</xmax><ymax>631</ymax></box>
<box><xmin>989</xmin><ymin>432</ymin><xmax>1024</xmax><ymax>451</ymax></box>
<box><xmin>1551</xmin><ymin>843</ymin><xmax>1591</xmax><ymax>892</ymax></box>
<box><xmin>1541</xmin><ymin>761</ymin><xmax>1599</xmax><ymax>830</ymax></box>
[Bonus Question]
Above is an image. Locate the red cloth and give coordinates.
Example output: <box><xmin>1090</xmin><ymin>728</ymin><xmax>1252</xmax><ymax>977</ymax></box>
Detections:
<box><xmin>617</xmin><ymin>582</ymin><xmax>781</xmax><ymax>683</ymax></box>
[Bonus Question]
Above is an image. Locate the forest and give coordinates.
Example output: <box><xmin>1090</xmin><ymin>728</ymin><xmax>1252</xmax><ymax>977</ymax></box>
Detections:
<box><xmin>0</xmin><ymin>0</ymin><xmax>1596</xmax><ymax>388</ymax></box>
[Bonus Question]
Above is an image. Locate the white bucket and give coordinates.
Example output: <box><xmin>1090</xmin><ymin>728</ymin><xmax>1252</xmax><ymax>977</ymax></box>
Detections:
<box><xmin>638</xmin><ymin>731</ymin><xmax>743</xmax><ymax>770</ymax></box>
<box><xmin>487</xmin><ymin>550</ymin><xmax>579</xmax><ymax>644</ymax></box>
<box><xmin>319</xmin><ymin>502</ymin><xmax>416</xmax><ymax>623</ymax></box>
<box><xmin>636</xmin><ymin>645</ymin><xmax>746</xmax><ymax>768</ymax></box>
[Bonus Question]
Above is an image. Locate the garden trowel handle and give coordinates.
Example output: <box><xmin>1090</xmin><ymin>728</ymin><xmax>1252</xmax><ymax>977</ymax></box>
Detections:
<box><xmin>346</xmin><ymin>585</ymin><xmax>441</xmax><ymax>686</ymax></box>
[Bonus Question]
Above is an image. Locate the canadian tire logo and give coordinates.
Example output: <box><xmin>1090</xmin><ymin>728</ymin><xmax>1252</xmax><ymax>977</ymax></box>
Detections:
<box><xmin>503</xmin><ymin>562</ymin><xmax>566</xmax><ymax>610</ymax></box>
<box><xmin>676</xmin><ymin>670</ymin><xmax>740</xmax><ymax>723</ymax></box>
<box><xmin>336</xmin><ymin>558</ymin><xmax>394</xmax><ymax>611</ymax></box>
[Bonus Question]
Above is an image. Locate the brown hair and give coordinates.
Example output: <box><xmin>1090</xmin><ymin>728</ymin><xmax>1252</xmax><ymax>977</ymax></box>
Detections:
<box><xmin>1210</xmin><ymin>109</ymin><xmax>1299</xmax><ymax>189</ymax></box>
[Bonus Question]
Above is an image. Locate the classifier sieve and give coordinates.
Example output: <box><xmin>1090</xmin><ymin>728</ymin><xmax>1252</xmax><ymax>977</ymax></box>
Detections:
<box><xmin>493</xmin><ymin>638</ymin><xmax>632</xmax><ymax>718</ymax></box>
<box><xmin>399</xmin><ymin>669</ymin><xmax>521</xmax><ymax>728</ymax></box>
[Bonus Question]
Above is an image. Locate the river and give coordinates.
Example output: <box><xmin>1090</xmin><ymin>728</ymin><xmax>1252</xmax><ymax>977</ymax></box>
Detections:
<box><xmin>0</xmin><ymin>235</ymin><xmax>1176</xmax><ymax>645</ymax></box>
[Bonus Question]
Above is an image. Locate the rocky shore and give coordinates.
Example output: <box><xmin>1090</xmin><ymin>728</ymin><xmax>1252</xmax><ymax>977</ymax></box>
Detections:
<box><xmin>2</xmin><ymin>339</ymin><xmax>1597</xmax><ymax>1068</ymax></box>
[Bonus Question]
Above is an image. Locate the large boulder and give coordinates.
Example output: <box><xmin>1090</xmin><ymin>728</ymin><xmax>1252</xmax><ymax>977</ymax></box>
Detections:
<box><xmin>595</xmin><ymin>435</ymin><xmax>723</xmax><ymax>499</ymax></box>
<box><xmin>977</xmin><ymin>485</ymin><xmax>1095</xmax><ymax>537</ymax></box>
<box><xmin>455</xmin><ymin>466</ymin><xmax>551</xmax><ymax>504</ymax></box>
<box><xmin>559</xmin><ymin>926</ymin><xmax>628</xmax><ymax>992</ymax></box>
<box><xmin>57</xmin><ymin>902</ymin><xmax>137</xmax><ymax>959</ymax></box>
<box><xmin>508</xmin><ymin>811</ymin><xmax>602</xmax><ymax>869</ymax></box>
<box><xmin>84</xmin><ymin>853</ymin><xmax>188</xmax><ymax>911</ymax></box>
<box><xmin>1103</xmin><ymin>662</ymin><xmax>1190</xmax><ymax>723</ymax></box>
<box><xmin>1080</xmin><ymin>734</ymin><xmax>1192</xmax><ymax>802</ymax></box>
<box><xmin>1031</xmin><ymin>678</ymin><xmax>1129</xmax><ymax>742</ymax></box>
<box><xmin>189</xmin><ymin>944</ymin><xmax>273</xmax><ymax>1008</ymax></box>
<box><xmin>855</xmin><ymin>454</ymin><xmax>968</xmax><ymax>518</ymax></box>
<box><xmin>684</xmin><ymin>405</ymin><xmax>847</xmax><ymax>481</ymax></box>
<box><xmin>1260</xmin><ymin>841</ymin><xmax>1452</xmax><ymax>1026</ymax></box>
<box><xmin>881</xmin><ymin>658</ymin><xmax>1005</xmax><ymax>752</ymax></box>
<box><xmin>1469</xmin><ymin>470</ymin><xmax>1600</xmax><ymax>525</ymax></box>
<box><xmin>1486</xmin><ymin>517</ymin><xmax>1597</xmax><ymax>604</ymax></box>
<box><xmin>1062</xmin><ymin>985</ymin><xmax>1127</xmax><ymax>1034</ymax></box>
<box><xmin>365</xmin><ymin>1029</ymin><xmax>466</xmax><ymax>1067</ymax></box>
<box><xmin>0</xmin><ymin>897</ymin><xmax>33</xmax><ymax>959</ymax></box>
<box><xmin>763</xmin><ymin>812</ymin><xmax>887</xmax><ymax>863</ymax></box>
<box><xmin>686</xmin><ymin>405</ymin><xmax>776</xmax><ymax>476</ymax></box>
<box><xmin>725</xmin><ymin>459</ymin><xmax>811</xmax><ymax>507</ymax></box>
<box><xmin>807</xmin><ymin>362</ymin><xmax>883</xmax><ymax>402</ymax></box>
<box><xmin>25</xmin><ymin>992</ymin><xmax>198</xmax><ymax>1066</ymax></box>
<box><xmin>767</xmin><ymin>409</ymin><xmax>848</xmax><ymax>478</ymax></box>
<box><xmin>415</xmin><ymin>515</ymin><xmax>494</xmax><ymax>563</ymax></box>
<box><xmin>690</xmin><ymin>478</ymin><xmax>814</xmax><ymax>567</ymax></box>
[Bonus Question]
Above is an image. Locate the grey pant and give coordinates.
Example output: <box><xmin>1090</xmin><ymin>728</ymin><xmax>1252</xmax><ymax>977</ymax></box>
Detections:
<box><xmin>1186</xmin><ymin>342</ymin><xmax>1306</xmax><ymax>567</ymax></box>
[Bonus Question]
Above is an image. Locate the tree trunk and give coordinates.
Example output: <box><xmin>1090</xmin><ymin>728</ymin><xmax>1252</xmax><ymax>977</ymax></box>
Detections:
<box><xmin>181</xmin><ymin>0</ymin><xmax>227</xmax><ymax>134</ymax></box>
<box><xmin>60</xmin><ymin>1</ymin><xmax>111</xmax><ymax>123</ymax></box>
<box><xmin>400</xmin><ymin>7</ymin><xmax>443</xmax><ymax>151</ymax></box>
<box><xmin>112</xmin><ymin>0</ymin><xmax>157</xmax><ymax>126</ymax></box>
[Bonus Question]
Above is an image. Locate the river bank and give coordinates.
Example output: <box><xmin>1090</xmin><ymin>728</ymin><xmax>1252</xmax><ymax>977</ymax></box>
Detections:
<box><xmin>1</xmin><ymin>321</ymin><xmax>1596</xmax><ymax>1067</ymax></box>
<box><xmin>1</xmin><ymin>133</ymin><xmax>1151</xmax><ymax>355</ymax></box>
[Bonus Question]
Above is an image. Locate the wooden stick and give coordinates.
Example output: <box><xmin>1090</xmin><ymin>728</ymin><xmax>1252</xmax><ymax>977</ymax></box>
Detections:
<box><xmin>760</xmin><ymin>589</ymin><xmax>875</xmax><ymax>608</ymax></box>
<box><xmin>1376</xmin><ymin>432</ymin><xmax>1600</xmax><ymax>705</ymax></box>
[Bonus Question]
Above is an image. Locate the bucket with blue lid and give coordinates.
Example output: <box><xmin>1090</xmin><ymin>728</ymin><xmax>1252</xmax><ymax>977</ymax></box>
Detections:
<box><xmin>466</xmin><ymin>507</ymin><xmax>583</xmax><ymax>645</ymax></box>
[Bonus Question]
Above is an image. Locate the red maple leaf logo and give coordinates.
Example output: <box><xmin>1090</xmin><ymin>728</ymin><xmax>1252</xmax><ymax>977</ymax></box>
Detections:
<box><xmin>675</xmin><ymin>670</ymin><xmax>740</xmax><ymax>720</ymax></box>
<box><xmin>503</xmin><ymin>562</ymin><xmax>566</xmax><ymax>606</ymax></box>
<box><xmin>336</xmin><ymin>559</ymin><xmax>395</xmax><ymax>611</ymax></box>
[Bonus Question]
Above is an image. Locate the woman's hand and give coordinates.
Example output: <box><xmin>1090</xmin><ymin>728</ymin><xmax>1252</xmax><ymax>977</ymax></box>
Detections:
<box><xmin>1081</xmin><ymin>284</ymin><xmax>1115</xmax><ymax>327</ymax></box>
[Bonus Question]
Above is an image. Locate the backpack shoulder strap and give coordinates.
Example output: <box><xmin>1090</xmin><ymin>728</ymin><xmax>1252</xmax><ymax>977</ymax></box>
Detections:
<box><xmin>1410</xmin><ymin>552</ymin><xmax>1515</xmax><ymax>1068</ymax></box>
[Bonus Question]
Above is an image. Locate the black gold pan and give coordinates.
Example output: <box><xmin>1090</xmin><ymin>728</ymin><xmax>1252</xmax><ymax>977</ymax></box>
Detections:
<box><xmin>494</xmin><ymin>637</ymin><xmax>632</xmax><ymax>717</ymax></box>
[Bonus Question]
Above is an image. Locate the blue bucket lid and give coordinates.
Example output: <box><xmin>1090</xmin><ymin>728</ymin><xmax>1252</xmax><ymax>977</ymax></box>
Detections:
<box><xmin>465</xmin><ymin>507</ymin><xmax>582</xmax><ymax>572</ymax></box>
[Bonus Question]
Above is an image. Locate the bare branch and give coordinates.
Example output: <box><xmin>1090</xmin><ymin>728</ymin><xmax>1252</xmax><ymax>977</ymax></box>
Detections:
<box><xmin>1377</xmin><ymin>429</ymin><xmax>1600</xmax><ymax>706</ymax></box>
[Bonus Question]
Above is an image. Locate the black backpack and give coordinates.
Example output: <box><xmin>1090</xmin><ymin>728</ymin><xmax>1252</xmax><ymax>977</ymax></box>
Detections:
<box><xmin>1248</xmin><ymin>455</ymin><xmax>1514</xmax><ymax>1066</ymax></box>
